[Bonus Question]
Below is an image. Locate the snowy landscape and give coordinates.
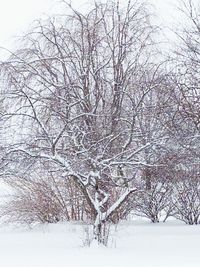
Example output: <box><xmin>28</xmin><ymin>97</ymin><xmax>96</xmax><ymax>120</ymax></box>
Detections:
<box><xmin>1</xmin><ymin>0</ymin><xmax>200</xmax><ymax>266</ymax></box>
<box><xmin>0</xmin><ymin>219</ymin><xmax>200</xmax><ymax>267</ymax></box>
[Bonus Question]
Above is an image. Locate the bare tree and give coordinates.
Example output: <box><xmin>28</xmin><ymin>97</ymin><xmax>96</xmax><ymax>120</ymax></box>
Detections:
<box><xmin>172</xmin><ymin>0</ymin><xmax>200</xmax><ymax>161</ymax></box>
<box><xmin>0</xmin><ymin>0</ymin><xmax>161</xmax><ymax>243</ymax></box>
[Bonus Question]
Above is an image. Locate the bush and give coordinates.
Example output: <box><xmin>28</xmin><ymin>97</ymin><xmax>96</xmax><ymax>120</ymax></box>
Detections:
<box><xmin>132</xmin><ymin>181</ymin><xmax>173</xmax><ymax>223</ymax></box>
<box><xmin>0</xmin><ymin>171</ymin><xmax>92</xmax><ymax>225</ymax></box>
<box><xmin>172</xmin><ymin>178</ymin><xmax>200</xmax><ymax>225</ymax></box>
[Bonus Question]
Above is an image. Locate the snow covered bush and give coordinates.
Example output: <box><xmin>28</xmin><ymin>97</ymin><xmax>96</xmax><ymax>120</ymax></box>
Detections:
<box><xmin>132</xmin><ymin>181</ymin><xmax>173</xmax><ymax>223</ymax></box>
<box><xmin>172</xmin><ymin>177</ymin><xmax>200</xmax><ymax>225</ymax></box>
<box><xmin>0</xmin><ymin>165</ymin><xmax>93</xmax><ymax>225</ymax></box>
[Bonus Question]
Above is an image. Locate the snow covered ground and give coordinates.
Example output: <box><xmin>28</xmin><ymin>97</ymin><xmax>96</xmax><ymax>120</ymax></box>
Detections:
<box><xmin>0</xmin><ymin>219</ymin><xmax>199</xmax><ymax>267</ymax></box>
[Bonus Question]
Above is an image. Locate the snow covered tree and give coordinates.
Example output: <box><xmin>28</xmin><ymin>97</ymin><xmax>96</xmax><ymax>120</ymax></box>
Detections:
<box><xmin>171</xmin><ymin>0</ymin><xmax>200</xmax><ymax>164</ymax></box>
<box><xmin>0</xmin><ymin>0</ymin><xmax>162</xmax><ymax>243</ymax></box>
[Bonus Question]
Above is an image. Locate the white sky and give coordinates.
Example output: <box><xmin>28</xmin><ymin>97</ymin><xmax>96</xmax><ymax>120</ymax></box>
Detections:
<box><xmin>0</xmin><ymin>0</ymin><xmax>198</xmax><ymax>57</ymax></box>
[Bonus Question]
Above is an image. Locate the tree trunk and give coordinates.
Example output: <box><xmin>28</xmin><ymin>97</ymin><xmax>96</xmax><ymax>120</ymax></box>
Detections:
<box><xmin>93</xmin><ymin>212</ymin><xmax>104</xmax><ymax>244</ymax></box>
<box><xmin>144</xmin><ymin>167</ymin><xmax>152</xmax><ymax>190</ymax></box>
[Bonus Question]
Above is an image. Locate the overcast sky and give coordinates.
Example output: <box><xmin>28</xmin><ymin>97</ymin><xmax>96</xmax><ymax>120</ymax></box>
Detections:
<box><xmin>0</xmin><ymin>0</ymin><xmax>198</xmax><ymax>56</ymax></box>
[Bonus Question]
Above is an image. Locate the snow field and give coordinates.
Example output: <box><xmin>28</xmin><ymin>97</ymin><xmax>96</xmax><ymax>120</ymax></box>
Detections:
<box><xmin>0</xmin><ymin>220</ymin><xmax>199</xmax><ymax>267</ymax></box>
